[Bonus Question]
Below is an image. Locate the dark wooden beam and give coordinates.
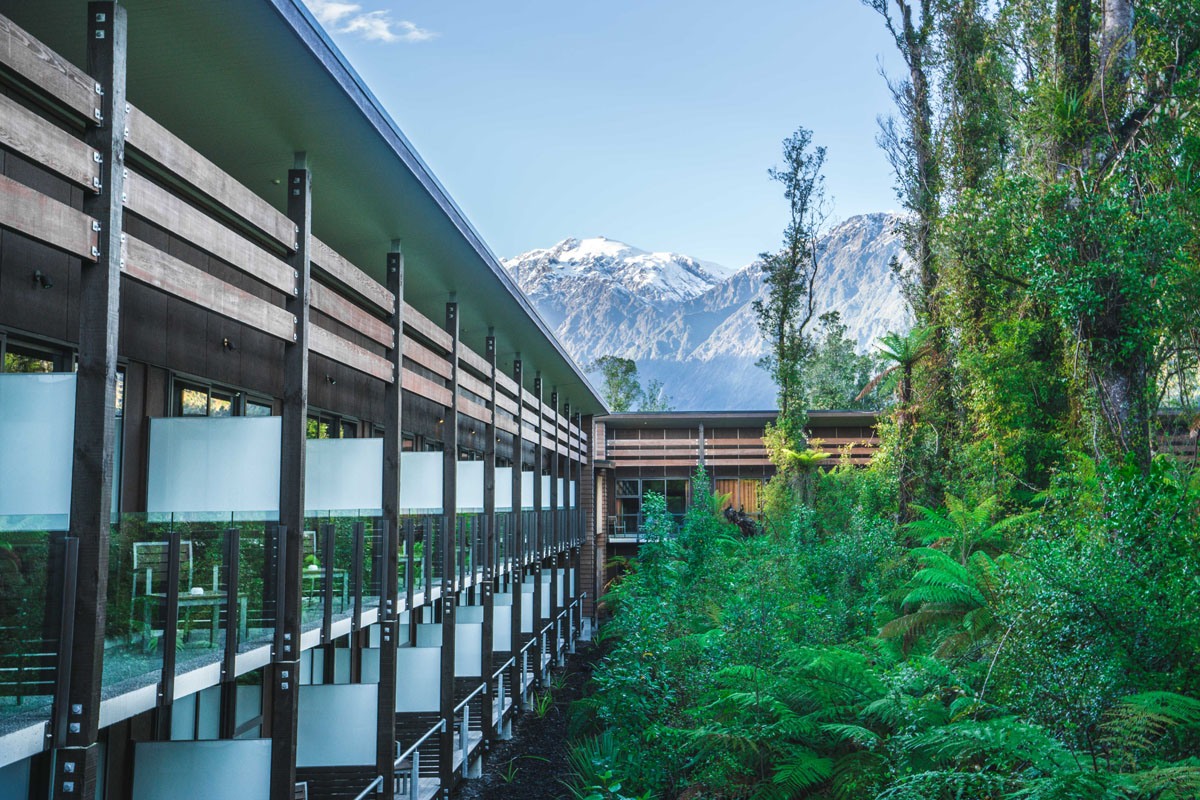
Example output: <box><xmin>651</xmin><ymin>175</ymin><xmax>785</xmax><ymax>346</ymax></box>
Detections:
<box><xmin>531</xmin><ymin>375</ymin><xmax>544</xmax><ymax>686</ymax></box>
<box><xmin>52</xmin><ymin>6</ymin><xmax>126</xmax><ymax>799</ymax></box>
<box><xmin>270</xmin><ymin>157</ymin><xmax>311</xmax><ymax>800</ymax></box>
<box><xmin>480</xmin><ymin>333</ymin><xmax>497</xmax><ymax>744</ymax></box>
<box><xmin>439</xmin><ymin>300</ymin><xmax>460</xmax><ymax>792</ymax></box>
<box><xmin>377</xmin><ymin>244</ymin><xmax>403</xmax><ymax>800</ymax></box>
<box><xmin>548</xmin><ymin>391</ymin><xmax>561</xmax><ymax>661</ymax></box>
<box><xmin>509</xmin><ymin>358</ymin><xmax>524</xmax><ymax>710</ymax></box>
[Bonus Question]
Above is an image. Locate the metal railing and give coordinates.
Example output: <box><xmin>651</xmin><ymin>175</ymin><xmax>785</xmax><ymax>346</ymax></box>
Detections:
<box><xmin>394</xmin><ymin>718</ymin><xmax>445</xmax><ymax>800</ymax></box>
<box><xmin>352</xmin><ymin>775</ymin><xmax>383</xmax><ymax>800</ymax></box>
<box><xmin>490</xmin><ymin>656</ymin><xmax>515</xmax><ymax>725</ymax></box>
<box><xmin>453</xmin><ymin>681</ymin><xmax>487</xmax><ymax>773</ymax></box>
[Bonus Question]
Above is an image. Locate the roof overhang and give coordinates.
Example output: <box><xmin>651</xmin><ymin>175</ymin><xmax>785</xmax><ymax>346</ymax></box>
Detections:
<box><xmin>2</xmin><ymin>0</ymin><xmax>605</xmax><ymax>413</ymax></box>
<box><xmin>599</xmin><ymin>410</ymin><xmax>880</xmax><ymax>429</ymax></box>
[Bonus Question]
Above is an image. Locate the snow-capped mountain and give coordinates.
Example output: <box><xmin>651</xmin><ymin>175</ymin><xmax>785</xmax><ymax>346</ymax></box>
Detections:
<box><xmin>504</xmin><ymin>214</ymin><xmax>911</xmax><ymax>410</ymax></box>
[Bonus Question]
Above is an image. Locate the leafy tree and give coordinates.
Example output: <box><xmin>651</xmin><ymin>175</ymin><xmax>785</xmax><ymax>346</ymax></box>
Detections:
<box><xmin>753</xmin><ymin>126</ymin><xmax>830</xmax><ymax>443</ymax></box>
<box><xmin>588</xmin><ymin>355</ymin><xmax>673</xmax><ymax>412</ymax></box>
<box><xmin>805</xmin><ymin>312</ymin><xmax>879</xmax><ymax>410</ymax></box>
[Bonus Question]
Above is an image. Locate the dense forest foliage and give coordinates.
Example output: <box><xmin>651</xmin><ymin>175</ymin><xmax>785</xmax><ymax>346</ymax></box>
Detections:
<box><xmin>569</xmin><ymin>1</ymin><xmax>1200</xmax><ymax>798</ymax></box>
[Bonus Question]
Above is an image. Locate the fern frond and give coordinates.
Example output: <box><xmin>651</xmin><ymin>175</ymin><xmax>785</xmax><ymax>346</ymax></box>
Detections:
<box><xmin>819</xmin><ymin>723</ymin><xmax>881</xmax><ymax>748</ymax></box>
<box><xmin>754</xmin><ymin>749</ymin><xmax>832</xmax><ymax>799</ymax></box>
<box><xmin>1099</xmin><ymin>692</ymin><xmax>1200</xmax><ymax>765</ymax></box>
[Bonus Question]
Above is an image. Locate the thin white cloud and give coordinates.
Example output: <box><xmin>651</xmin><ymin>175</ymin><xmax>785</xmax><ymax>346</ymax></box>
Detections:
<box><xmin>304</xmin><ymin>1</ymin><xmax>436</xmax><ymax>44</ymax></box>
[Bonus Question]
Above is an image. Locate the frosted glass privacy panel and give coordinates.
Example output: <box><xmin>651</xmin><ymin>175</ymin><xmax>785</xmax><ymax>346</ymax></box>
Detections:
<box><xmin>457</xmin><ymin>605</ymin><xmax>485</xmax><ymax>624</ymax></box>
<box><xmin>520</xmin><ymin>471</ymin><xmax>534</xmax><ymax>510</ymax></box>
<box><xmin>456</xmin><ymin>461</ymin><xmax>484</xmax><ymax>511</ymax></box>
<box><xmin>493</xmin><ymin>605</ymin><xmax>512</xmax><ymax>651</ymax></box>
<box><xmin>570</xmin><ymin>480</ymin><xmax>577</xmax><ymax>508</ymax></box>
<box><xmin>147</xmin><ymin>417</ymin><xmax>281</xmax><ymax>520</ymax></box>
<box><xmin>0</xmin><ymin>373</ymin><xmax>75</xmax><ymax>531</ymax></box>
<box><xmin>541</xmin><ymin>476</ymin><xmax>551</xmax><ymax>509</ymax></box>
<box><xmin>395</xmin><ymin>647</ymin><xmax>441</xmax><ymax>712</ymax></box>
<box><xmin>297</xmin><ymin>684</ymin><xmax>378</xmax><ymax>766</ymax></box>
<box><xmin>400</xmin><ymin>451</ymin><xmax>443</xmax><ymax>513</ymax></box>
<box><xmin>454</xmin><ymin>623</ymin><xmax>483</xmax><ymax>676</ymax></box>
<box><xmin>415</xmin><ymin>623</ymin><xmax>443</xmax><ymax>647</ymax></box>
<box><xmin>496</xmin><ymin>467</ymin><xmax>513</xmax><ymax>511</ymax></box>
<box><xmin>557</xmin><ymin>478</ymin><xmax>565</xmax><ymax>509</ymax></box>
<box><xmin>132</xmin><ymin>739</ymin><xmax>271</xmax><ymax>800</ymax></box>
<box><xmin>305</xmin><ymin>438</ymin><xmax>382</xmax><ymax>513</ymax></box>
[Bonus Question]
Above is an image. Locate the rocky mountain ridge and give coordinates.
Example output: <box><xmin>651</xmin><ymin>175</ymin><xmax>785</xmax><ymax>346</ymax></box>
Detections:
<box><xmin>503</xmin><ymin>213</ymin><xmax>911</xmax><ymax>409</ymax></box>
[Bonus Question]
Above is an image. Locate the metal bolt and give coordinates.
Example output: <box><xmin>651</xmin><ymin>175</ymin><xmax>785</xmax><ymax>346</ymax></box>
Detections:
<box><xmin>71</xmin><ymin>704</ymin><xmax>82</xmax><ymax>715</ymax></box>
<box><xmin>63</xmin><ymin>782</ymin><xmax>76</xmax><ymax>793</ymax></box>
<box><xmin>95</xmin><ymin>30</ymin><xmax>105</xmax><ymax>39</ymax></box>
<box><xmin>69</xmin><ymin>722</ymin><xmax>81</xmax><ymax>734</ymax></box>
<box><xmin>63</xmin><ymin>762</ymin><xmax>76</xmax><ymax>774</ymax></box>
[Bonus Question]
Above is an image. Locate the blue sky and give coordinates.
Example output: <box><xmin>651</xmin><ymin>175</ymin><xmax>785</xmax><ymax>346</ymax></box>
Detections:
<box><xmin>304</xmin><ymin>0</ymin><xmax>901</xmax><ymax>270</ymax></box>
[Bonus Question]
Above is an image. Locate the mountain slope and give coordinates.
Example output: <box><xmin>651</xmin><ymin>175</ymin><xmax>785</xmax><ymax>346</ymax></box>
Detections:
<box><xmin>504</xmin><ymin>214</ymin><xmax>911</xmax><ymax>409</ymax></box>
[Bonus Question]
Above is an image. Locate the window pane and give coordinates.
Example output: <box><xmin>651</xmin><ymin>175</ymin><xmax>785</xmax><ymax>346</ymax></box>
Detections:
<box><xmin>180</xmin><ymin>387</ymin><xmax>208</xmax><ymax>416</ymax></box>
<box><xmin>244</xmin><ymin>400</ymin><xmax>272</xmax><ymax>417</ymax></box>
<box><xmin>616</xmin><ymin>480</ymin><xmax>639</xmax><ymax>497</ymax></box>
<box><xmin>114</xmin><ymin>370</ymin><xmax>125</xmax><ymax>417</ymax></box>
<box><xmin>642</xmin><ymin>480</ymin><xmax>665</xmax><ymax>500</ymax></box>
<box><xmin>340</xmin><ymin>420</ymin><xmax>357</xmax><ymax>439</ymax></box>
<box><xmin>3</xmin><ymin>346</ymin><xmax>55</xmax><ymax>374</ymax></box>
<box><xmin>209</xmin><ymin>392</ymin><xmax>233</xmax><ymax>418</ymax></box>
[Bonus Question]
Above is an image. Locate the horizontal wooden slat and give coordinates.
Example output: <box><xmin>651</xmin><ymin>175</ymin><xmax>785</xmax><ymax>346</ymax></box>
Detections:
<box><xmin>311</xmin><ymin>280</ymin><xmax>393</xmax><ymax>348</ymax></box>
<box><xmin>122</xmin><ymin>235</ymin><xmax>294</xmax><ymax>340</ymax></box>
<box><xmin>494</xmin><ymin>392</ymin><xmax>519</xmax><ymax>415</ymax></box>
<box><xmin>403</xmin><ymin>303</ymin><xmax>452</xmax><ymax>352</ymax></box>
<box><xmin>0</xmin><ymin>93</ymin><xmax>99</xmax><ymax>189</ymax></box>
<box><xmin>495</xmin><ymin>371</ymin><xmax>518</xmax><ymax>395</ymax></box>
<box><xmin>0</xmin><ymin>14</ymin><xmax>97</xmax><ymax>120</ymax></box>
<box><xmin>459</xmin><ymin>398</ymin><xmax>492</xmax><ymax>426</ymax></box>
<box><xmin>310</xmin><ymin>325</ymin><xmax>393</xmax><ymax>383</ymax></box>
<box><xmin>402</xmin><ymin>368</ymin><xmax>453</xmax><ymax>407</ymax></box>
<box><xmin>310</xmin><ymin>236</ymin><xmax>394</xmax><ymax>315</ymax></box>
<box><xmin>0</xmin><ymin>171</ymin><xmax>96</xmax><ymax>259</ymax></box>
<box><xmin>125</xmin><ymin>104</ymin><xmax>296</xmax><ymax>249</ymax></box>
<box><xmin>404</xmin><ymin>336</ymin><xmax>452</xmax><ymax>380</ymax></box>
<box><xmin>459</xmin><ymin>371</ymin><xmax>491</xmax><ymax>402</ymax></box>
<box><xmin>460</xmin><ymin>346</ymin><xmax>491</xmax><ymax>377</ymax></box>
<box><xmin>123</xmin><ymin>170</ymin><xmax>296</xmax><ymax>295</ymax></box>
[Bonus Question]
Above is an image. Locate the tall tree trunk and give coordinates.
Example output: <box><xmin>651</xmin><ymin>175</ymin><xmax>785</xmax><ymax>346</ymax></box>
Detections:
<box><xmin>1092</xmin><ymin>353</ymin><xmax>1152</xmax><ymax>469</ymax></box>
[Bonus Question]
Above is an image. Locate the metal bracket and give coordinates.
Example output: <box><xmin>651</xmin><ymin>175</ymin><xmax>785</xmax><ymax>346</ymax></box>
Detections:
<box><xmin>92</xmin><ymin>221</ymin><xmax>102</xmax><ymax>232</ymax></box>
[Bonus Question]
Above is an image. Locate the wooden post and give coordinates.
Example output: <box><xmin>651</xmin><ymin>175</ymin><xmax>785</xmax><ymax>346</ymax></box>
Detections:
<box><xmin>53</xmin><ymin>5</ymin><xmax>127</xmax><ymax>799</ymax></box>
<box><xmin>270</xmin><ymin>155</ymin><xmax>310</xmax><ymax>800</ymax></box>
<box><xmin>531</xmin><ymin>375</ymin><xmax>544</xmax><ymax>685</ymax></box>
<box><xmin>439</xmin><ymin>301</ymin><xmax>459</xmax><ymax>794</ymax></box>
<box><xmin>508</xmin><ymin>358</ymin><xmax>523</xmax><ymax>710</ymax></box>
<box><xmin>377</xmin><ymin>244</ymin><xmax>404</xmax><ymax>800</ymax></box>
<box><xmin>548</xmin><ymin>392</ymin><xmax>561</xmax><ymax>660</ymax></box>
<box><xmin>480</xmin><ymin>333</ymin><xmax>497</xmax><ymax>743</ymax></box>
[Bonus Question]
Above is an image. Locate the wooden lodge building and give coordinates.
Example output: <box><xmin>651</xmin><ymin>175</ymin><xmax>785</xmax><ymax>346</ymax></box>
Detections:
<box><xmin>592</xmin><ymin>411</ymin><xmax>878</xmax><ymax>585</ymax></box>
<box><xmin>0</xmin><ymin>2</ymin><xmax>600</xmax><ymax>799</ymax></box>
<box><xmin>0</xmin><ymin>3</ymin><xmax>890</xmax><ymax>799</ymax></box>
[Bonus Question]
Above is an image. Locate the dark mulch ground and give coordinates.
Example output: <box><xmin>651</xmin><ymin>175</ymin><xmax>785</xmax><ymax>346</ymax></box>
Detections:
<box><xmin>456</xmin><ymin>642</ymin><xmax>600</xmax><ymax>800</ymax></box>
